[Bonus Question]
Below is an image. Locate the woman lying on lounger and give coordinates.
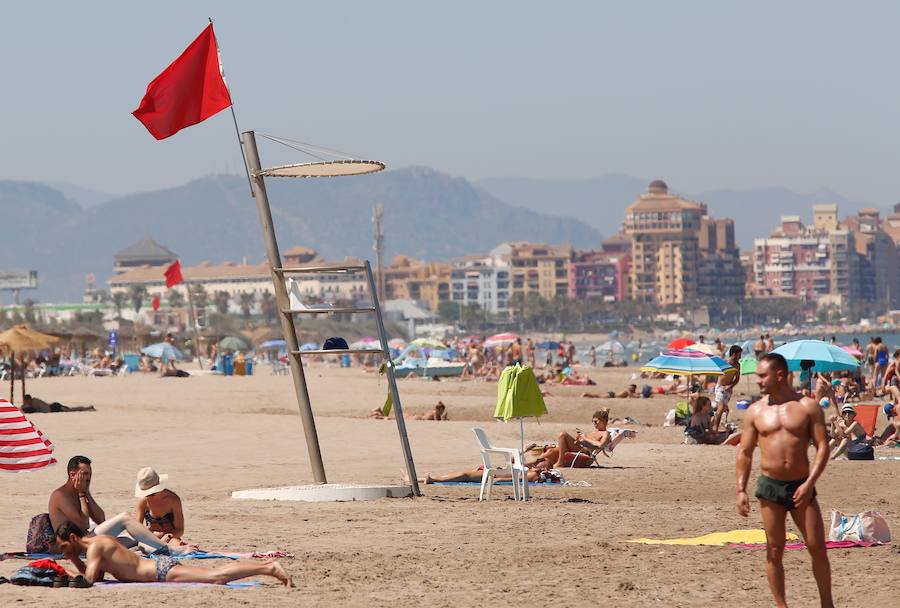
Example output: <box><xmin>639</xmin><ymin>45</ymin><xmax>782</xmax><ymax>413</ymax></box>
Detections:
<box><xmin>133</xmin><ymin>467</ymin><xmax>190</xmax><ymax>548</ymax></box>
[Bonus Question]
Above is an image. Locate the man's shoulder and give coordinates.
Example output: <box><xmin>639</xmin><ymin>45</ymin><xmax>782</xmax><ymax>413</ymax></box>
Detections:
<box><xmin>48</xmin><ymin>485</ymin><xmax>70</xmax><ymax>504</ymax></box>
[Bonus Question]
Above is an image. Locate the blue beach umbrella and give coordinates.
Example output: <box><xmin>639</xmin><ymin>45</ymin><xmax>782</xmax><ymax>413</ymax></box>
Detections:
<box><xmin>258</xmin><ymin>339</ymin><xmax>287</xmax><ymax>350</ymax></box>
<box><xmin>141</xmin><ymin>342</ymin><xmax>184</xmax><ymax>362</ymax></box>
<box><xmin>536</xmin><ymin>340</ymin><xmax>560</xmax><ymax>350</ymax></box>
<box><xmin>771</xmin><ymin>340</ymin><xmax>860</xmax><ymax>373</ymax></box>
<box><xmin>299</xmin><ymin>342</ymin><xmax>319</xmax><ymax>352</ymax></box>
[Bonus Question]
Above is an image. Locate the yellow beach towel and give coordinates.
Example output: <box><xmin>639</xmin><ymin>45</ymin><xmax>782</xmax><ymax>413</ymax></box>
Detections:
<box><xmin>629</xmin><ymin>529</ymin><xmax>798</xmax><ymax>546</ymax></box>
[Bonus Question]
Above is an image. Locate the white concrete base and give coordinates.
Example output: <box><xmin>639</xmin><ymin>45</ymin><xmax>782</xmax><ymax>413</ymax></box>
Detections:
<box><xmin>231</xmin><ymin>483</ymin><xmax>413</xmax><ymax>502</ymax></box>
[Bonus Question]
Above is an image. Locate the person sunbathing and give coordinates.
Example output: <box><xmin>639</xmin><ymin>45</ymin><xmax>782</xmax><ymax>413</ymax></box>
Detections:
<box><xmin>684</xmin><ymin>396</ymin><xmax>741</xmax><ymax>445</ymax></box>
<box><xmin>560</xmin><ymin>370</ymin><xmax>596</xmax><ymax>386</ymax></box>
<box><xmin>606</xmin><ymin>383</ymin><xmax>639</xmax><ymax>398</ymax></box>
<box><xmin>405</xmin><ymin>401</ymin><xmax>448</xmax><ymax>420</ymax></box>
<box><xmin>54</xmin><ymin>522</ymin><xmax>291</xmax><ymax>586</ymax></box>
<box><xmin>22</xmin><ymin>394</ymin><xmax>95</xmax><ymax>413</ymax></box>
<box><xmin>402</xmin><ymin>460</ymin><xmax>555</xmax><ymax>485</ymax></box>
<box><xmin>529</xmin><ymin>409</ymin><xmax>635</xmax><ymax>468</ymax></box>
<box><xmin>134</xmin><ymin>467</ymin><xmax>189</xmax><ymax>548</ymax></box>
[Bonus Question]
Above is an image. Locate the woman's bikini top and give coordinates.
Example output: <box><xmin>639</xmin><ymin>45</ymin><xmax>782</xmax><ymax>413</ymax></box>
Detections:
<box><xmin>144</xmin><ymin>509</ymin><xmax>176</xmax><ymax>528</ymax></box>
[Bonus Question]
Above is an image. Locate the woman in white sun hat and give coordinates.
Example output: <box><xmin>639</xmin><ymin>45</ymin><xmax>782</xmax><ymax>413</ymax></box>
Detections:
<box><xmin>133</xmin><ymin>467</ymin><xmax>189</xmax><ymax>548</ymax></box>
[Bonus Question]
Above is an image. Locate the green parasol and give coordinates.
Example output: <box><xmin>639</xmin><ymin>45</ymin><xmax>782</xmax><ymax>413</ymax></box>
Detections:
<box><xmin>739</xmin><ymin>357</ymin><xmax>758</xmax><ymax>376</ymax></box>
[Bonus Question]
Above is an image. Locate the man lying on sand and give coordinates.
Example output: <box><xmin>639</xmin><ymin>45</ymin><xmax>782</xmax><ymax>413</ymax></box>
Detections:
<box><xmin>22</xmin><ymin>394</ymin><xmax>95</xmax><ymax>413</ymax></box>
<box><xmin>55</xmin><ymin>522</ymin><xmax>291</xmax><ymax>586</ymax></box>
<box><xmin>369</xmin><ymin>401</ymin><xmax>448</xmax><ymax>420</ymax></box>
<box><xmin>49</xmin><ymin>456</ymin><xmax>190</xmax><ymax>556</ymax></box>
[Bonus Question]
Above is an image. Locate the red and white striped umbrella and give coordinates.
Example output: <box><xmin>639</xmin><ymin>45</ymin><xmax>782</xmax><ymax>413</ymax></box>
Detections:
<box><xmin>484</xmin><ymin>332</ymin><xmax>519</xmax><ymax>348</ymax></box>
<box><xmin>0</xmin><ymin>398</ymin><xmax>56</xmax><ymax>473</ymax></box>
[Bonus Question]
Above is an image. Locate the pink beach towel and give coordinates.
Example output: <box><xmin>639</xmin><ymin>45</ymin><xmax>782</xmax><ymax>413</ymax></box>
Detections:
<box><xmin>730</xmin><ymin>540</ymin><xmax>888</xmax><ymax>551</ymax></box>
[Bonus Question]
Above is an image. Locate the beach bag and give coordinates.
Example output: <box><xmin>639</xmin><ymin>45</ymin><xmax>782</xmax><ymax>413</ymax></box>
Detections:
<box><xmin>25</xmin><ymin>513</ymin><xmax>55</xmax><ymax>554</ymax></box>
<box><xmin>847</xmin><ymin>443</ymin><xmax>874</xmax><ymax>460</ymax></box>
<box><xmin>828</xmin><ymin>510</ymin><xmax>891</xmax><ymax>543</ymax></box>
<box><xmin>10</xmin><ymin>565</ymin><xmax>58</xmax><ymax>587</ymax></box>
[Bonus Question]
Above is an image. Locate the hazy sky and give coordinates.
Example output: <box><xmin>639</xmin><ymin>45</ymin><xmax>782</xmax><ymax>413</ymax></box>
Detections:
<box><xmin>2</xmin><ymin>1</ymin><xmax>899</xmax><ymax>202</ymax></box>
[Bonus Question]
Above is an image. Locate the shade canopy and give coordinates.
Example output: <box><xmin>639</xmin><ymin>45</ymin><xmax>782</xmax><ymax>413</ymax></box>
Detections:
<box><xmin>258</xmin><ymin>339</ymin><xmax>287</xmax><ymax>350</ymax></box>
<box><xmin>0</xmin><ymin>325</ymin><xmax>60</xmax><ymax>353</ymax></box>
<box><xmin>256</xmin><ymin>159</ymin><xmax>385</xmax><ymax>178</ymax></box>
<box><xmin>739</xmin><ymin>357</ymin><xmax>759</xmax><ymax>376</ymax></box>
<box><xmin>642</xmin><ymin>349</ymin><xmax>735</xmax><ymax>376</ymax></box>
<box><xmin>686</xmin><ymin>343</ymin><xmax>717</xmax><ymax>356</ymax></box>
<box><xmin>485</xmin><ymin>332</ymin><xmax>519</xmax><ymax>348</ymax></box>
<box><xmin>141</xmin><ymin>342</ymin><xmax>184</xmax><ymax>361</ymax></box>
<box><xmin>0</xmin><ymin>399</ymin><xmax>56</xmax><ymax>473</ymax></box>
<box><xmin>410</xmin><ymin>337</ymin><xmax>446</xmax><ymax>349</ymax></box>
<box><xmin>770</xmin><ymin>340</ymin><xmax>860</xmax><ymax>372</ymax></box>
<box><xmin>667</xmin><ymin>337</ymin><xmax>696</xmax><ymax>350</ymax></box>
<box><xmin>218</xmin><ymin>336</ymin><xmax>250</xmax><ymax>351</ymax></box>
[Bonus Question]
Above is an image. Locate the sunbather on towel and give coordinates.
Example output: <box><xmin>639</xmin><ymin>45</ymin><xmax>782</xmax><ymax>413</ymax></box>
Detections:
<box><xmin>54</xmin><ymin>522</ymin><xmax>292</xmax><ymax>586</ymax></box>
<box><xmin>49</xmin><ymin>456</ymin><xmax>190</xmax><ymax>557</ymax></box>
<box><xmin>134</xmin><ymin>467</ymin><xmax>190</xmax><ymax>548</ymax></box>
<box><xmin>401</xmin><ymin>460</ymin><xmax>555</xmax><ymax>485</ymax></box>
<box><xmin>529</xmin><ymin>409</ymin><xmax>635</xmax><ymax>468</ymax></box>
<box><xmin>22</xmin><ymin>394</ymin><xmax>95</xmax><ymax>413</ymax></box>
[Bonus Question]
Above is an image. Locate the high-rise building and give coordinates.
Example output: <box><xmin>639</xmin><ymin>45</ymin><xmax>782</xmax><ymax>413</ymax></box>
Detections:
<box><xmin>383</xmin><ymin>256</ymin><xmax>451</xmax><ymax>312</ymax></box>
<box><xmin>623</xmin><ymin>180</ymin><xmax>744</xmax><ymax>306</ymax></box>
<box><xmin>842</xmin><ymin>208</ymin><xmax>899</xmax><ymax>307</ymax></box>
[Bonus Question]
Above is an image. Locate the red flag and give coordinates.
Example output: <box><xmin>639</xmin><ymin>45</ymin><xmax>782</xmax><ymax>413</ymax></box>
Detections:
<box><xmin>164</xmin><ymin>260</ymin><xmax>184</xmax><ymax>288</ymax></box>
<box><xmin>132</xmin><ymin>24</ymin><xmax>232</xmax><ymax>140</ymax></box>
<box><xmin>151</xmin><ymin>295</ymin><xmax>161</xmax><ymax>311</ymax></box>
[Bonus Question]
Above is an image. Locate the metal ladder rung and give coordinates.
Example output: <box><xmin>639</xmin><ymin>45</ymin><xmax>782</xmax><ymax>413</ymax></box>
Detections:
<box><xmin>282</xmin><ymin>306</ymin><xmax>375</xmax><ymax>315</ymax></box>
<box><xmin>291</xmin><ymin>348</ymin><xmax>384</xmax><ymax>356</ymax></box>
<box><xmin>274</xmin><ymin>265</ymin><xmax>367</xmax><ymax>274</ymax></box>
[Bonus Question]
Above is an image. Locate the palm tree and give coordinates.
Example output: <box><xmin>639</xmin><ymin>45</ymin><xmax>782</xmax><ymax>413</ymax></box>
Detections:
<box><xmin>128</xmin><ymin>285</ymin><xmax>149</xmax><ymax>314</ymax></box>
<box><xmin>213</xmin><ymin>290</ymin><xmax>231</xmax><ymax>315</ymax></box>
<box><xmin>259</xmin><ymin>291</ymin><xmax>278</xmax><ymax>323</ymax></box>
<box><xmin>112</xmin><ymin>291</ymin><xmax>127</xmax><ymax>319</ymax></box>
<box><xmin>167</xmin><ymin>289</ymin><xmax>185</xmax><ymax>309</ymax></box>
<box><xmin>238</xmin><ymin>292</ymin><xmax>255</xmax><ymax>319</ymax></box>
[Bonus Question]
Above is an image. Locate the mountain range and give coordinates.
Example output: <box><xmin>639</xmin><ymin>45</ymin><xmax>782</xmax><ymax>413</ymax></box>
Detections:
<box><xmin>477</xmin><ymin>175</ymin><xmax>884</xmax><ymax>248</ymax></box>
<box><xmin>0</xmin><ymin>168</ymin><xmax>600</xmax><ymax>302</ymax></box>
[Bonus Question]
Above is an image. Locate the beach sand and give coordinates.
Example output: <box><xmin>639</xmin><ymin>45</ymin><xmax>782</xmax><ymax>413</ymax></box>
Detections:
<box><xmin>1</xmin><ymin>365</ymin><xmax>897</xmax><ymax>606</ymax></box>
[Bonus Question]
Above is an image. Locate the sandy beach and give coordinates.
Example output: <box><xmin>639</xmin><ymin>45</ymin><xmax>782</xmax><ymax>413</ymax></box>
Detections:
<box><xmin>1</xmin><ymin>364</ymin><xmax>897</xmax><ymax>607</ymax></box>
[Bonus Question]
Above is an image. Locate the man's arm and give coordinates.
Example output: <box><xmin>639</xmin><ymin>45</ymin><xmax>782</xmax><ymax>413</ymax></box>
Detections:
<box><xmin>83</xmin><ymin>544</ymin><xmax>105</xmax><ymax>584</ymax></box>
<box><xmin>50</xmin><ymin>489</ymin><xmax>92</xmax><ymax>530</ymax></box>
<box><xmin>735</xmin><ymin>405</ymin><xmax>759</xmax><ymax>516</ymax></box>
<box><xmin>794</xmin><ymin>399</ymin><xmax>830</xmax><ymax>507</ymax></box>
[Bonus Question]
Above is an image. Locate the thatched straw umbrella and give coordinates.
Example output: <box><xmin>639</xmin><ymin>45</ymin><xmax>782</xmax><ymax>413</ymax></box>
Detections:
<box><xmin>0</xmin><ymin>325</ymin><xmax>60</xmax><ymax>404</ymax></box>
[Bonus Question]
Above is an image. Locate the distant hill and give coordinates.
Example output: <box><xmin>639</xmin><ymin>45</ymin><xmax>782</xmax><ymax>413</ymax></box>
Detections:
<box><xmin>0</xmin><ymin>167</ymin><xmax>601</xmax><ymax>302</ymax></box>
<box><xmin>47</xmin><ymin>182</ymin><xmax>118</xmax><ymax>208</ymax></box>
<box><xmin>477</xmin><ymin>175</ymin><xmax>881</xmax><ymax>248</ymax></box>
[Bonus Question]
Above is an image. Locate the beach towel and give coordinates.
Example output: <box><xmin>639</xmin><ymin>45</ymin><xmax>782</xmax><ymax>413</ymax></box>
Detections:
<box><xmin>433</xmin><ymin>480</ymin><xmax>562</xmax><ymax>486</ymax></box>
<box><xmin>629</xmin><ymin>529</ymin><xmax>798</xmax><ymax>546</ymax></box>
<box><xmin>94</xmin><ymin>580</ymin><xmax>262</xmax><ymax>588</ymax></box>
<box><xmin>2</xmin><ymin>549</ymin><xmax>294</xmax><ymax>561</ymax></box>
<box><xmin>729</xmin><ymin>540</ymin><xmax>888</xmax><ymax>551</ymax></box>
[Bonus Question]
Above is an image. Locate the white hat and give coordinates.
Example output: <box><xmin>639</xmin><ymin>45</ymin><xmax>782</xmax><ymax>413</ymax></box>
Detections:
<box><xmin>134</xmin><ymin>467</ymin><xmax>169</xmax><ymax>498</ymax></box>
<box><xmin>840</xmin><ymin>404</ymin><xmax>856</xmax><ymax>416</ymax></box>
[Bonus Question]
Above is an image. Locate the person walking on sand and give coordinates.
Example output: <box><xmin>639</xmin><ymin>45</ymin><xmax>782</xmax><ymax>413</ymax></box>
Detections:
<box><xmin>55</xmin><ymin>521</ymin><xmax>291</xmax><ymax>586</ymax></box>
<box><xmin>711</xmin><ymin>345</ymin><xmax>741</xmax><ymax>432</ymax></box>
<box><xmin>735</xmin><ymin>353</ymin><xmax>833</xmax><ymax>608</ymax></box>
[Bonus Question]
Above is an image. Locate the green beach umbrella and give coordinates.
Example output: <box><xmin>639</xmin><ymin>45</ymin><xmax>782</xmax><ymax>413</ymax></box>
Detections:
<box><xmin>494</xmin><ymin>364</ymin><xmax>547</xmax><ymax>456</ymax></box>
<box><xmin>218</xmin><ymin>336</ymin><xmax>249</xmax><ymax>351</ymax></box>
<box><xmin>739</xmin><ymin>357</ymin><xmax>758</xmax><ymax>376</ymax></box>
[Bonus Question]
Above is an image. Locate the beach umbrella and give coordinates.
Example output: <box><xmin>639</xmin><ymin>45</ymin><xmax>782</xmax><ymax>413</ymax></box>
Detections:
<box><xmin>536</xmin><ymin>340</ymin><xmax>560</xmax><ymax>350</ymax></box>
<box><xmin>484</xmin><ymin>332</ymin><xmax>519</xmax><ymax>348</ymax></box>
<box><xmin>0</xmin><ymin>398</ymin><xmax>56</xmax><ymax>473</ymax></box>
<box><xmin>494</xmin><ymin>364</ymin><xmax>547</xmax><ymax>499</ymax></box>
<box><xmin>299</xmin><ymin>342</ymin><xmax>319</xmax><ymax>352</ymax></box>
<box><xmin>597</xmin><ymin>340</ymin><xmax>625</xmax><ymax>354</ymax></box>
<box><xmin>841</xmin><ymin>345</ymin><xmax>863</xmax><ymax>358</ymax></box>
<box><xmin>667</xmin><ymin>337</ymin><xmax>696</xmax><ymax>350</ymax></box>
<box><xmin>686</xmin><ymin>343</ymin><xmax>717</xmax><ymax>356</ymax></box>
<box><xmin>771</xmin><ymin>340</ymin><xmax>860</xmax><ymax>373</ymax></box>
<box><xmin>0</xmin><ymin>325</ymin><xmax>60</xmax><ymax>404</ymax></box>
<box><xmin>388</xmin><ymin>338</ymin><xmax>407</xmax><ymax>349</ymax></box>
<box><xmin>218</xmin><ymin>336</ymin><xmax>249</xmax><ymax>351</ymax></box>
<box><xmin>350</xmin><ymin>337</ymin><xmax>381</xmax><ymax>350</ymax></box>
<box><xmin>258</xmin><ymin>339</ymin><xmax>287</xmax><ymax>350</ymax></box>
<box><xmin>410</xmin><ymin>337</ymin><xmax>446</xmax><ymax>349</ymax></box>
<box><xmin>641</xmin><ymin>349</ymin><xmax>735</xmax><ymax>376</ymax></box>
<box><xmin>739</xmin><ymin>357</ymin><xmax>758</xmax><ymax>376</ymax></box>
<box><xmin>141</xmin><ymin>342</ymin><xmax>184</xmax><ymax>361</ymax></box>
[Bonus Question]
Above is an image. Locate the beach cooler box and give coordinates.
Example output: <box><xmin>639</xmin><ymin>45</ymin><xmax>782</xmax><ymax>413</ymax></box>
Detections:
<box><xmin>123</xmin><ymin>354</ymin><xmax>140</xmax><ymax>373</ymax></box>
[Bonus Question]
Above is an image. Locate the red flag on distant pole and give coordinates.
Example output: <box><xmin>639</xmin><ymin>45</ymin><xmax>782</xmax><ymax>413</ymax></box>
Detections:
<box><xmin>132</xmin><ymin>24</ymin><xmax>233</xmax><ymax>140</ymax></box>
<box><xmin>164</xmin><ymin>260</ymin><xmax>184</xmax><ymax>288</ymax></box>
<box><xmin>151</xmin><ymin>295</ymin><xmax>161</xmax><ymax>311</ymax></box>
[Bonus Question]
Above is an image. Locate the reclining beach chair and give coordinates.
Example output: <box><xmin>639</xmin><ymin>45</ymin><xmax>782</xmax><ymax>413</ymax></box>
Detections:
<box><xmin>472</xmin><ymin>427</ymin><xmax>527</xmax><ymax>501</ymax></box>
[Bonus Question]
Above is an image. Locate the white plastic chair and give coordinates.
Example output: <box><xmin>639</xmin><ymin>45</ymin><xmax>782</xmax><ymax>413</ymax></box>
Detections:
<box><xmin>471</xmin><ymin>427</ymin><xmax>528</xmax><ymax>501</ymax></box>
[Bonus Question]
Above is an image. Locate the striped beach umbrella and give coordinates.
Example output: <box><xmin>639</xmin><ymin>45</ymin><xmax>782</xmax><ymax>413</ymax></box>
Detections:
<box><xmin>484</xmin><ymin>332</ymin><xmax>519</xmax><ymax>348</ymax></box>
<box><xmin>0</xmin><ymin>399</ymin><xmax>56</xmax><ymax>473</ymax></box>
<box><xmin>641</xmin><ymin>349</ymin><xmax>735</xmax><ymax>376</ymax></box>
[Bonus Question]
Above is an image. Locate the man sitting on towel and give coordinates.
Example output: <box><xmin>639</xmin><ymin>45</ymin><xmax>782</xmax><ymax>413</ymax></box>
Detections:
<box><xmin>48</xmin><ymin>456</ymin><xmax>189</xmax><ymax>556</ymax></box>
<box><xmin>528</xmin><ymin>409</ymin><xmax>635</xmax><ymax>468</ymax></box>
<box><xmin>55</xmin><ymin>521</ymin><xmax>292</xmax><ymax>586</ymax></box>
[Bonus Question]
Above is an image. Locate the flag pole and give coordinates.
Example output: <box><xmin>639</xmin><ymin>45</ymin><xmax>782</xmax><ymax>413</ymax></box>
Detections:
<box><xmin>184</xmin><ymin>282</ymin><xmax>204</xmax><ymax>370</ymax></box>
<box><xmin>209</xmin><ymin>17</ymin><xmax>254</xmax><ymax>197</ymax></box>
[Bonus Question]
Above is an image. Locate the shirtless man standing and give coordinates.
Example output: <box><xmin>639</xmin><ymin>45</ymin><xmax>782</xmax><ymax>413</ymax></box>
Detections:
<box><xmin>735</xmin><ymin>353</ymin><xmax>833</xmax><ymax>608</ymax></box>
<box><xmin>48</xmin><ymin>455</ymin><xmax>188</xmax><ymax>557</ymax></box>
<box><xmin>712</xmin><ymin>345</ymin><xmax>742</xmax><ymax>432</ymax></box>
<box><xmin>55</xmin><ymin>522</ymin><xmax>291</xmax><ymax>586</ymax></box>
